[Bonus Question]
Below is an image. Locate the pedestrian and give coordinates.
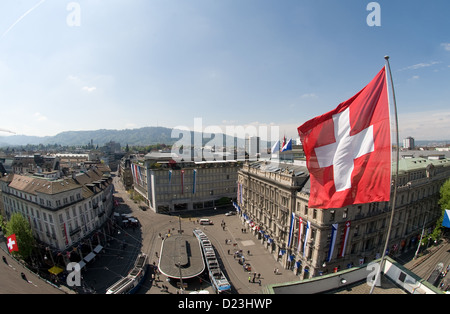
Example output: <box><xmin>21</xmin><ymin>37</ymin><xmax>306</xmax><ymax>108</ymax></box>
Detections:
<box><xmin>2</xmin><ymin>256</ymin><xmax>7</xmax><ymax>265</ymax></box>
<box><xmin>248</xmin><ymin>275</ymin><xmax>251</xmax><ymax>283</ymax></box>
<box><xmin>258</xmin><ymin>279</ymin><xmax>262</xmax><ymax>286</ymax></box>
<box><xmin>21</xmin><ymin>272</ymin><xmax>28</xmax><ymax>282</ymax></box>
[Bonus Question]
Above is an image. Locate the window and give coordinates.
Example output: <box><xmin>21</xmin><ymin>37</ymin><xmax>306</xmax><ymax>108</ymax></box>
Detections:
<box><xmin>330</xmin><ymin>210</ymin><xmax>335</xmax><ymax>221</ymax></box>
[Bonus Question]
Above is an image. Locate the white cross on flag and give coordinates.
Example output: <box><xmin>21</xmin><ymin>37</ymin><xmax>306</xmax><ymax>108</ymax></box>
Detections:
<box><xmin>298</xmin><ymin>67</ymin><xmax>391</xmax><ymax>209</ymax></box>
<box><xmin>7</xmin><ymin>234</ymin><xmax>19</xmax><ymax>253</ymax></box>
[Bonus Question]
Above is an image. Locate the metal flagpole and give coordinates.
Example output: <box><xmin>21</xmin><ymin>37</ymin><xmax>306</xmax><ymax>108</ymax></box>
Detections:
<box><xmin>369</xmin><ymin>56</ymin><xmax>400</xmax><ymax>294</ymax></box>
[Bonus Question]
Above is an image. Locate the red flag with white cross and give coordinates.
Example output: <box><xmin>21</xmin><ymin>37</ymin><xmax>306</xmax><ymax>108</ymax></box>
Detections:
<box><xmin>7</xmin><ymin>234</ymin><xmax>19</xmax><ymax>253</ymax></box>
<box><xmin>298</xmin><ymin>67</ymin><xmax>391</xmax><ymax>209</ymax></box>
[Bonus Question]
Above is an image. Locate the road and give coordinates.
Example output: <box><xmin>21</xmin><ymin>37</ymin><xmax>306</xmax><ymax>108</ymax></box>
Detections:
<box><xmin>95</xmin><ymin>172</ymin><xmax>299</xmax><ymax>294</ymax></box>
<box><xmin>0</xmin><ymin>245</ymin><xmax>66</xmax><ymax>294</ymax></box>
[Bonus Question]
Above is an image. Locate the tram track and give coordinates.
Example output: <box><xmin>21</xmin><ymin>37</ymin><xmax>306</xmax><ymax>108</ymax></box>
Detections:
<box><xmin>408</xmin><ymin>240</ymin><xmax>450</xmax><ymax>282</ymax></box>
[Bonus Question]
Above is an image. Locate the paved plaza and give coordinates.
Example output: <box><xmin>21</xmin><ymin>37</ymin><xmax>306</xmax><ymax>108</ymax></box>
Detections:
<box><xmin>78</xmin><ymin>173</ymin><xmax>299</xmax><ymax>294</ymax></box>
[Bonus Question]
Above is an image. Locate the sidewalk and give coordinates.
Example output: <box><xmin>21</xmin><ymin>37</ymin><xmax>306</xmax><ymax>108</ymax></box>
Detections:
<box><xmin>144</xmin><ymin>209</ymin><xmax>300</xmax><ymax>294</ymax></box>
<box><xmin>184</xmin><ymin>211</ymin><xmax>299</xmax><ymax>294</ymax></box>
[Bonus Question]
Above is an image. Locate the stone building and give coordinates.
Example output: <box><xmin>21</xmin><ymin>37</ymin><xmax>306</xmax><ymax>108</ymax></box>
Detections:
<box><xmin>237</xmin><ymin>156</ymin><xmax>450</xmax><ymax>279</ymax></box>
<box><xmin>132</xmin><ymin>152</ymin><xmax>240</xmax><ymax>214</ymax></box>
<box><xmin>0</xmin><ymin>167</ymin><xmax>114</xmax><ymax>252</ymax></box>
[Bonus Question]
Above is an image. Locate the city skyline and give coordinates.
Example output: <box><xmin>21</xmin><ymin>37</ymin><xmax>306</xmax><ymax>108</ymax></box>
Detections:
<box><xmin>1</xmin><ymin>0</ymin><xmax>449</xmax><ymax>141</ymax></box>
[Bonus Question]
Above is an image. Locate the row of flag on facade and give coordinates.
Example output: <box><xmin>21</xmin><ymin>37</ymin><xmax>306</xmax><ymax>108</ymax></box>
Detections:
<box><xmin>167</xmin><ymin>169</ymin><xmax>198</xmax><ymax>194</ymax></box>
<box><xmin>130</xmin><ymin>163</ymin><xmax>145</xmax><ymax>187</ymax></box>
<box><xmin>286</xmin><ymin>213</ymin><xmax>352</xmax><ymax>261</ymax></box>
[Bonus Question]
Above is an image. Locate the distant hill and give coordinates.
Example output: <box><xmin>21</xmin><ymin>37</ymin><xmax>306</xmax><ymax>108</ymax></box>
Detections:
<box><xmin>0</xmin><ymin>127</ymin><xmax>177</xmax><ymax>147</ymax></box>
<box><xmin>0</xmin><ymin>126</ymin><xmax>262</xmax><ymax>148</ymax></box>
<box><xmin>1</xmin><ymin>127</ymin><xmax>448</xmax><ymax>149</ymax></box>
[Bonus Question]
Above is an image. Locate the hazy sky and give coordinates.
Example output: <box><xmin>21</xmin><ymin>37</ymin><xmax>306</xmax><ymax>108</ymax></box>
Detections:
<box><xmin>0</xmin><ymin>0</ymin><xmax>449</xmax><ymax>142</ymax></box>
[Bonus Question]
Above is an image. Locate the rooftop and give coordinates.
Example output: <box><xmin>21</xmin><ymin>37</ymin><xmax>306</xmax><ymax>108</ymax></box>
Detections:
<box><xmin>265</xmin><ymin>257</ymin><xmax>443</xmax><ymax>294</ymax></box>
<box><xmin>158</xmin><ymin>233</ymin><xmax>205</xmax><ymax>280</ymax></box>
<box><xmin>1</xmin><ymin>167</ymin><xmax>110</xmax><ymax>196</ymax></box>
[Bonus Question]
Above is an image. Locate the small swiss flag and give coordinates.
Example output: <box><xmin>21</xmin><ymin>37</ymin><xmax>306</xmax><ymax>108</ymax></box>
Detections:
<box><xmin>7</xmin><ymin>234</ymin><xmax>19</xmax><ymax>253</ymax></box>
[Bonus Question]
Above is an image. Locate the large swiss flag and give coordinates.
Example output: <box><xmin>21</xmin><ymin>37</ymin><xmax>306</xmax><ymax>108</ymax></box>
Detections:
<box><xmin>298</xmin><ymin>67</ymin><xmax>391</xmax><ymax>209</ymax></box>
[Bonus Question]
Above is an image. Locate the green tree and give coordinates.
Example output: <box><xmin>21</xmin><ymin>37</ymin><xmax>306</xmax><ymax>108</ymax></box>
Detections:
<box><xmin>432</xmin><ymin>178</ymin><xmax>450</xmax><ymax>242</ymax></box>
<box><xmin>5</xmin><ymin>213</ymin><xmax>35</xmax><ymax>260</ymax></box>
<box><xmin>439</xmin><ymin>178</ymin><xmax>450</xmax><ymax>211</ymax></box>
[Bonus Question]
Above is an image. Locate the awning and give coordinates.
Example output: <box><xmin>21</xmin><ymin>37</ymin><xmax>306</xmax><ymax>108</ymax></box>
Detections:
<box><xmin>78</xmin><ymin>260</ymin><xmax>86</xmax><ymax>269</ymax></box>
<box><xmin>93</xmin><ymin>244</ymin><xmax>103</xmax><ymax>254</ymax></box>
<box><xmin>84</xmin><ymin>252</ymin><xmax>96</xmax><ymax>263</ymax></box>
<box><xmin>443</xmin><ymin>209</ymin><xmax>450</xmax><ymax>228</ymax></box>
<box><xmin>48</xmin><ymin>266</ymin><xmax>64</xmax><ymax>275</ymax></box>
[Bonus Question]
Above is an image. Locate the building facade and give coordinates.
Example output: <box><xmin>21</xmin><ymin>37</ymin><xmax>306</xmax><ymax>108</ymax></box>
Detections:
<box><xmin>403</xmin><ymin>136</ymin><xmax>415</xmax><ymax>150</ymax></box>
<box><xmin>237</xmin><ymin>156</ymin><xmax>450</xmax><ymax>279</ymax></box>
<box><xmin>0</xmin><ymin>167</ymin><xmax>114</xmax><ymax>252</ymax></box>
<box><xmin>132</xmin><ymin>152</ymin><xmax>240</xmax><ymax>214</ymax></box>
<box><xmin>118</xmin><ymin>156</ymin><xmax>134</xmax><ymax>190</ymax></box>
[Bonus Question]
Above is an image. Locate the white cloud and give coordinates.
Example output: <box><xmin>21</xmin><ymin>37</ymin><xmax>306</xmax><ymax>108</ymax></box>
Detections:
<box><xmin>67</xmin><ymin>75</ymin><xmax>79</xmax><ymax>81</ymax></box>
<box><xmin>82</xmin><ymin>86</ymin><xmax>97</xmax><ymax>92</ymax></box>
<box><xmin>301</xmin><ymin>93</ymin><xmax>318</xmax><ymax>99</ymax></box>
<box><xmin>124</xmin><ymin>123</ymin><xmax>137</xmax><ymax>129</ymax></box>
<box><xmin>1</xmin><ymin>0</ymin><xmax>46</xmax><ymax>39</ymax></box>
<box><xmin>34</xmin><ymin>112</ymin><xmax>47</xmax><ymax>121</ymax></box>
<box><xmin>398</xmin><ymin>61</ymin><xmax>440</xmax><ymax>72</ymax></box>
<box><xmin>399</xmin><ymin>110</ymin><xmax>450</xmax><ymax>141</ymax></box>
<box><xmin>441</xmin><ymin>43</ymin><xmax>450</xmax><ymax>51</ymax></box>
